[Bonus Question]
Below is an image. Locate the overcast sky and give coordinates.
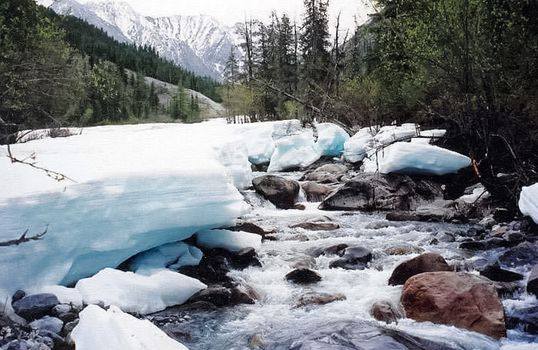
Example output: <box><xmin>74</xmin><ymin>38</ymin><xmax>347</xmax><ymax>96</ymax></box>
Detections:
<box><xmin>76</xmin><ymin>0</ymin><xmax>375</xmax><ymax>32</ymax></box>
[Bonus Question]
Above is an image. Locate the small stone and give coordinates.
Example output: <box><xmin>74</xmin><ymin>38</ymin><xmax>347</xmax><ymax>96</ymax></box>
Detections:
<box><xmin>30</xmin><ymin>316</ymin><xmax>64</xmax><ymax>335</ymax></box>
<box><xmin>12</xmin><ymin>290</ymin><xmax>26</xmax><ymax>303</ymax></box>
<box><xmin>384</xmin><ymin>245</ymin><xmax>424</xmax><ymax>256</ymax></box>
<box><xmin>63</xmin><ymin>320</ymin><xmax>79</xmax><ymax>335</ymax></box>
<box><xmin>187</xmin><ymin>286</ymin><xmax>233</xmax><ymax>307</ymax></box>
<box><xmin>51</xmin><ymin>304</ymin><xmax>72</xmax><ymax>317</ymax></box>
<box><xmin>285</xmin><ymin>269</ymin><xmax>321</xmax><ymax>284</ymax></box>
<box><xmin>296</xmin><ymin>292</ymin><xmax>346</xmax><ymax>307</ymax></box>
<box><xmin>370</xmin><ymin>301</ymin><xmax>402</xmax><ymax>324</ymax></box>
<box><xmin>290</xmin><ymin>221</ymin><xmax>340</xmax><ymax>231</ymax></box>
<box><xmin>329</xmin><ymin>246</ymin><xmax>372</xmax><ymax>270</ymax></box>
<box><xmin>293</xmin><ymin>203</ymin><xmax>306</xmax><ymax>210</ymax></box>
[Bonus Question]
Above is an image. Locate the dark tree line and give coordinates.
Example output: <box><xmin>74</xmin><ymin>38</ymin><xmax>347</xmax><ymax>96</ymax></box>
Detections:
<box><xmin>222</xmin><ymin>0</ymin><xmax>344</xmax><ymax>121</ymax></box>
<box><xmin>223</xmin><ymin>0</ymin><xmax>537</xmax><ymax>205</ymax></box>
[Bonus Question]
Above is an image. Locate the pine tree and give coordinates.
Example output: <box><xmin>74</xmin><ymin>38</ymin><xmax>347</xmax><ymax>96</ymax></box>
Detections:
<box><xmin>301</xmin><ymin>0</ymin><xmax>331</xmax><ymax>94</ymax></box>
<box><xmin>224</xmin><ymin>47</ymin><xmax>239</xmax><ymax>84</ymax></box>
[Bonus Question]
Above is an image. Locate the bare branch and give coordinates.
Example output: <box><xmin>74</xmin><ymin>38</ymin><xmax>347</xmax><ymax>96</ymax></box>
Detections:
<box><xmin>6</xmin><ymin>144</ymin><xmax>77</xmax><ymax>183</ymax></box>
<box><xmin>0</xmin><ymin>226</ymin><xmax>48</xmax><ymax>247</ymax></box>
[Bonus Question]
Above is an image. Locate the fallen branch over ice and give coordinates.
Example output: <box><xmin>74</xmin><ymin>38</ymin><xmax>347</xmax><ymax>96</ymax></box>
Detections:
<box><xmin>0</xmin><ymin>226</ymin><xmax>48</xmax><ymax>247</ymax></box>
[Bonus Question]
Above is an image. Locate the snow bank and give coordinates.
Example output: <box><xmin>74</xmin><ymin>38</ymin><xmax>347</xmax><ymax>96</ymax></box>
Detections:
<box><xmin>240</xmin><ymin>124</ymin><xmax>275</xmax><ymax>165</ymax></box>
<box><xmin>128</xmin><ymin>242</ymin><xmax>203</xmax><ymax>274</ymax></box>
<box><xmin>72</xmin><ymin>305</ymin><xmax>188</xmax><ymax>350</ymax></box>
<box><xmin>268</xmin><ymin>131</ymin><xmax>321</xmax><ymax>172</ymax></box>
<box><xmin>315</xmin><ymin>123</ymin><xmax>350</xmax><ymax>157</ymax></box>
<box><xmin>519</xmin><ymin>184</ymin><xmax>538</xmax><ymax>224</ymax></box>
<box><xmin>374</xmin><ymin>124</ymin><xmax>418</xmax><ymax>146</ymax></box>
<box><xmin>196</xmin><ymin>229</ymin><xmax>262</xmax><ymax>252</ymax></box>
<box><xmin>0</xmin><ymin>122</ymin><xmax>249</xmax><ymax>297</ymax></box>
<box><xmin>411</xmin><ymin>129</ymin><xmax>447</xmax><ymax>144</ymax></box>
<box><xmin>343</xmin><ymin>127</ymin><xmax>376</xmax><ymax>163</ymax></box>
<box><xmin>75</xmin><ymin>268</ymin><xmax>206</xmax><ymax>314</ymax></box>
<box><xmin>363</xmin><ymin>142</ymin><xmax>471</xmax><ymax>175</ymax></box>
<box><xmin>217</xmin><ymin>141</ymin><xmax>253</xmax><ymax>189</ymax></box>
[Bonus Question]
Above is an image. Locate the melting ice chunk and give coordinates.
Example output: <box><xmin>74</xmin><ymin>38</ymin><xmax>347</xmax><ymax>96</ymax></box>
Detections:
<box><xmin>75</xmin><ymin>268</ymin><xmax>206</xmax><ymax>314</ymax></box>
<box><xmin>72</xmin><ymin>305</ymin><xmax>189</xmax><ymax>350</ymax></box>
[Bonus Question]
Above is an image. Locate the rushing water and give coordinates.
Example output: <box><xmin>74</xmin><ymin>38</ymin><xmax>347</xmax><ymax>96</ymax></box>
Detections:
<box><xmin>159</xmin><ymin>192</ymin><xmax>538</xmax><ymax>350</ymax></box>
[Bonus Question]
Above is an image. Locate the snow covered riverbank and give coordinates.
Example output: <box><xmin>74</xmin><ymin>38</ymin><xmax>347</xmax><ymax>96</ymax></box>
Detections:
<box><xmin>2</xmin><ymin>119</ymin><xmax>536</xmax><ymax>350</ymax></box>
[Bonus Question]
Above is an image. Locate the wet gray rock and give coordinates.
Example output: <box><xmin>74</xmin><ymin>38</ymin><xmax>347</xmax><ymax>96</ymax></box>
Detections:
<box><xmin>301</xmin><ymin>164</ymin><xmax>348</xmax><ymax>184</ymax></box>
<box><xmin>386</xmin><ymin>205</ymin><xmax>462</xmax><ymax>223</ymax></box>
<box><xmin>319</xmin><ymin>173</ymin><xmax>442</xmax><ymax>212</ymax></box>
<box><xmin>252</xmin><ymin>175</ymin><xmax>300</xmax><ymax>209</ymax></box>
<box><xmin>499</xmin><ymin>242</ymin><xmax>538</xmax><ymax>267</ymax></box>
<box><xmin>384</xmin><ymin>245</ymin><xmax>424</xmax><ymax>256</ymax></box>
<box><xmin>285</xmin><ymin>269</ymin><xmax>321</xmax><ymax>284</ymax></box>
<box><xmin>290</xmin><ymin>221</ymin><xmax>340</xmax><ymax>231</ymax></box>
<box><xmin>29</xmin><ymin>316</ymin><xmax>63</xmax><ymax>335</ymax></box>
<box><xmin>62</xmin><ymin>319</ymin><xmax>79</xmax><ymax>336</ymax></box>
<box><xmin>308</xmin><ymin>244</ymin><xmax>348</xmax><ymax>258</ymax></box>
<box><xmin>12</xmin><ymin>294</ymin><xmax>59</xmax><ymax>321</ymax></box>
<box><xmin>11</xmin><ymin>290</ymin><xmax>26</xmax><ymax>304</ymax></box>
<box><xmin>507</xmin><ymin>305</ymin><xmax>538</xmax><ymax>334</ymax></box>
<box><xmin>388</xmin><ymin>253</ymin><xmax>452</xmax><ymax>286</ymax></box>
<box><xmin>295</xmin><ymin>292</ymin><xmax>346</xmax><ymax>308</ymax></box>
<box><xmin>265</xmin><ymin>320</ymin><xmax>457</xmax><ymax>350</ymax></box>
<box><xmin>370</xmin><ymin>301</ymin><xmax>402</xmax><ymax>324</ymax></box>
<box><xmin>527</xmin><ymin>264</ymin><xmax>538</xmax><ymax>297</ymax></box>
<box><xmin>300</xmin><ymin>181</ymin><xmax>335</xmax><ymax>202</ymax></box>
<box><xmin>329</xmin><ymin>247</ymin><xmax>372</xmax><ymax>270</ymax></box>
<box><xmin>225</xmin><ymin>222</ymin><xmax>275</xmax><ymax>239</ymax></box>
<box><xmin>479</xmin><ymin>263</ymin><xmax>524</xmax><ymax>283</ymax></box>
<box><xmin>187</xmin><ymin>286</ymin><xmax>233</xmax><ymax>307</ymax></box>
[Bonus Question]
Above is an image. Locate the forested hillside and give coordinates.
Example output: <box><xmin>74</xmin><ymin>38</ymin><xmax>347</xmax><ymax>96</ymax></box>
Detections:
<box><xmin>224</xmin><ymin>0</ymin><xmax>538</xmax><ymax>205</ymax></box>
<box><xmin>0</xmin><ymin>0</ymin><xmax>220</xmax><ymax>144</ymax></box>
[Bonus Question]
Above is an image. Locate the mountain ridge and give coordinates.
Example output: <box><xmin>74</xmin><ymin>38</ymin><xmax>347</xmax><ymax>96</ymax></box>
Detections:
<box><xmin>41</xmin><ymin>0</ymin><xmax>240</xmax><ymax>80</ymax></box>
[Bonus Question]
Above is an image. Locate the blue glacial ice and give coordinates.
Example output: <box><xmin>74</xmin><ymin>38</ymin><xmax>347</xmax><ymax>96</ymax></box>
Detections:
<box><xmin>0</xmin><ymin>123</ymin><xmax>249</xmax><ymax>298</ymax></box>
<box><xmin>315</xmin><ymin>123</ymin><xmax>350</xmax><ymax>157</ymax></box>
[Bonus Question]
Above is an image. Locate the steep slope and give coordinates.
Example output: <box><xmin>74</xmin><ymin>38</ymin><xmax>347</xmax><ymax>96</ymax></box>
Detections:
<box><xmin>143</xmin><ymin>74</ymin><xmax>226</xmax><ymax>118</ymax></box>
<box><xmin>46</xmin><ymin>0</ymin><xmax>239</xmax><ymax>80</ymax></box>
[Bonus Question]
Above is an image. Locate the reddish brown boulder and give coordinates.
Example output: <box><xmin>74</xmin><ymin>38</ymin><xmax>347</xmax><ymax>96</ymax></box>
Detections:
<box><xmin>388</xmin><ymin>253</ymin><xmax>451</xmax><ymax>285</ymax></box>
<box><xmin>401</xmin><ymin>272</ymin><xmax>506</xmax><ymax>339</ymax></box>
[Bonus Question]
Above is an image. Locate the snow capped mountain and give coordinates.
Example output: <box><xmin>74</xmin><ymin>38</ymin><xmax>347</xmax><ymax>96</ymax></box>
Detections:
<box><xmin>43</xmin><ymin>0</ymin><xmax>239</xmax><ymax>80</ymax></box>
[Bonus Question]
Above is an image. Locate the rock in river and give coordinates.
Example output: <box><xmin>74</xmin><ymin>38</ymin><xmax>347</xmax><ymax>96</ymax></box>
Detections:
<box><xmin>252</xmin><ymin>175</ymin><xmax>300</xmax><ymax>209</ymax></box>
<box><xmin>12</xmin><ymin>293</ymin><xmax>60</xmax><ymax>321</ymax></box>
<box><xmin>388</xmin><ymin>253</ymin><xmax>451</xmax><ymax>286</ymax></box>
<box><xmin>285</xmin><ymin>269</ymin><xmax>322</xmax><ymax>284</ymax></box>
<box><xmin>319</xmin><ymin>173</ymin><xmax>442</xmax><ymax>211</ymax></box>
<box><xmin>401</xmin><ymin>272</ymin><xmax>506</xmax><ymax>339</ymax></box>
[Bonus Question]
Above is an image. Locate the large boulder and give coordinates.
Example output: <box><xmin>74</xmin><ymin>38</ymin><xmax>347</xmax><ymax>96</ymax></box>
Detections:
<box><xmin>252</xmin><ymin>175</ymin><xmax>300</xmax><ymax>209</ymax></box>
<box><xmin>402</xmin><ymin>272</ymin><xmax>506</xmax><ymax>339</ymax></box>
<box><xmin>388</xmin><ymin>253</ymin><xmax>451</xmax><ymax>286</ymax></box>
<box><xmin>319</xmin><ymin>173</ymin><xmax>442</xmax><ymax>211</ymax></box>
<box><xmin>265</xmin><ymin>320</ymin><xmax>458</xmax><ymax>350</ymax></box>
<box><xmin>12</xmin><ymin>293</ymin><xmax>60</xmax><ymax>321</ymax></box>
